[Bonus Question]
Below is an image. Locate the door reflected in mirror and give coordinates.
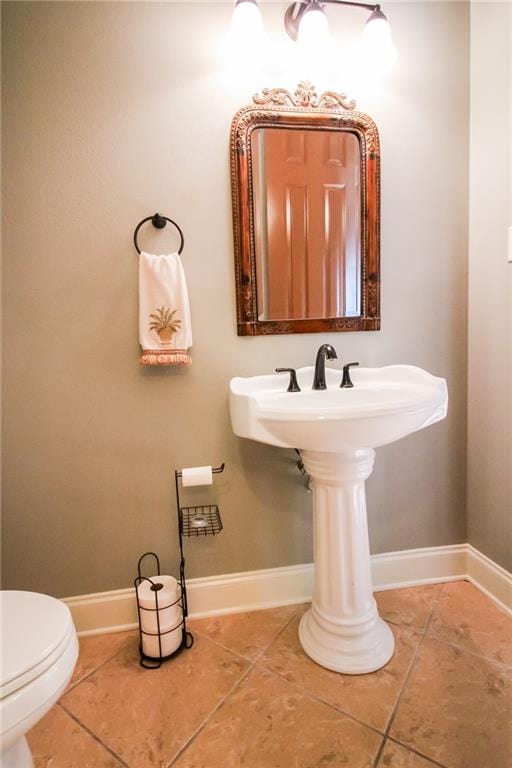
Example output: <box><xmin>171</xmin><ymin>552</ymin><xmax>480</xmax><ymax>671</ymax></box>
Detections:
<box><xmin>252</xmin><ymin>128</ymin><xmax>361</xmax><ymax>321</ymax></box>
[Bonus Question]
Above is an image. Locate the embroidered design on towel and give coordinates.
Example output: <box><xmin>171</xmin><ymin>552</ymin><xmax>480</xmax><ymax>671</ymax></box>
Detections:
<box><xmin>149</xmin><ymin>306</ymin><xmax>182</xmax><ymax>347</ymax></box>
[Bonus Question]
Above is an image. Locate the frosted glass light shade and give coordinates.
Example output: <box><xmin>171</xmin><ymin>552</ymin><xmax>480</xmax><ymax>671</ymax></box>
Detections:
<box><xmin>297</xmin><ymin>3</ymin><xmax>330</xmax><ymax>53</ymax></box>
<box><xmin>230</xmin><ymin>0</ymin><xmax>264</xmax><ymax>47</ymax></box>
<box><xmin>361</xmin><ymin>9</ymin><xmax>397</xmax><ymax>71</ymax></box>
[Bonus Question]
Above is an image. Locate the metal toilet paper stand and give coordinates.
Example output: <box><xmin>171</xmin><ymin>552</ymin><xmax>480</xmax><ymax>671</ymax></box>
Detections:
<box><xmin>134</xmin><ymin>551</ymin><xmax>193</xmax><ymax>669</ymax></box>
<box><xmin>134</xmin><ymin>462</ymin><xmax>225</xmax><ymax>669</ymax></box>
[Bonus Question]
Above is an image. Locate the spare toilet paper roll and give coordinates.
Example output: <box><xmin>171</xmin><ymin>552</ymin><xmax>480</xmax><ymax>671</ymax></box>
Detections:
<box><xmin>137</xmin><ymin>575</ymin><xmax>181</xmax><ymax>635</ymax></box>
<box><xmin>142</xmin><ymin>623</ymin><xmax>183</xmax><ymax>659</ymax></box>
<box><xmin>181</xmin><ymin>465</ymin><xmax>213</xmax><ymax>487</ymax></box>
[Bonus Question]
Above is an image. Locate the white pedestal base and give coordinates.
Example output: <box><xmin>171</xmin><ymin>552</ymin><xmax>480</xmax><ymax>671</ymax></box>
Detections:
<box><xmin>300</xmin><ymin>449</ymin><xmax>395</xmax><ymax>675</ymax></box>
<box><xmin>299</xmin><ymin>607</ymin><xmax>395</xmax><ymax>674</ymax></box>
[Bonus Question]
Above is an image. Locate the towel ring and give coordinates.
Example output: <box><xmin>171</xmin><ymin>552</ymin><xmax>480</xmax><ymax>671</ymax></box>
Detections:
<box><xmin>133</xmin><ymin>213</ymin><xmax>185</xmax><ymax>255</ymax></box>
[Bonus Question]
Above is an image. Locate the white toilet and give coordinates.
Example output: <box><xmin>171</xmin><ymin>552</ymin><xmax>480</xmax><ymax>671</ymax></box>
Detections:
<box><xmin>0</xmin><ymin>591</ymin><xmax>78</xmax><ymax>768</ymax></box>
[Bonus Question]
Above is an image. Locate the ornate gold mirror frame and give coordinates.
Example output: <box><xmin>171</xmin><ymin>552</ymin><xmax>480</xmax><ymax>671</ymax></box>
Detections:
<box><xmin>230</xmin><ymin>81</ymin><xmax>380</xmax><ymax>336</ymax></box>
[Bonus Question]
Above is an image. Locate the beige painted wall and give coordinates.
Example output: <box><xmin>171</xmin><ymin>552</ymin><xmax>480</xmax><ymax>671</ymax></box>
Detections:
<box><xmin>2</xmin><ymin>2</ymin><xmax>469</xmax><ymax>598</ymax></box>
<box><xmin>467</xmin><ymin>2</ymin><xmax>512</xmax><ymax>571</ymax></box>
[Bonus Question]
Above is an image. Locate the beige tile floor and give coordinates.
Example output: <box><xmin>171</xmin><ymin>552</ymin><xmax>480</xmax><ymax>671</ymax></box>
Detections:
<box><xmin>27</xmin><ymin>581</ymin><xmax>512</xmax><ymax>768</ymax></box>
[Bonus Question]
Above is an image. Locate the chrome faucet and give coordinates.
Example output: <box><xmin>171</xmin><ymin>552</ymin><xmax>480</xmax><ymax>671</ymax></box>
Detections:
<box><xmin>312</xmin><ymin>344</ymin><xmax>338</xmax><ymax>390</ymax></box>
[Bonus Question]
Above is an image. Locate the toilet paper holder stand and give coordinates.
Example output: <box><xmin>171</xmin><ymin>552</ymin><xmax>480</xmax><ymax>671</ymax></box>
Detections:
<box><xmin>134</xmin><ymin>462</ymin><xmax>225</xmax><ymax>668</ymax></box>
<box><xmin>134</xmin><ymin>551</ymin><xmax>193</xmax><ymax>669</ymax></box>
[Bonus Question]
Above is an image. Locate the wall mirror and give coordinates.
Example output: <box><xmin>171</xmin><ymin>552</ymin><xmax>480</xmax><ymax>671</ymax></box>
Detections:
<box><xmin>230</xmin><ymin>81</ymin><xmax>380</xmax><ymax>335</ymax></box>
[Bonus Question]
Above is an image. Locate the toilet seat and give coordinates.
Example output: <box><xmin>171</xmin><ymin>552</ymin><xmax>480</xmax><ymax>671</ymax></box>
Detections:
<box><xmin>1</xmin><ymin>622</ymin><xmax>76</xmax><ymax>698</ymax></box>
<box><xmin>1</xmin><ymin>625</ymin><xmax>78</xmax><ymax>737</ymax></box>
<box><xmin>1</xmin><ymin>591</ymin><xmax>75</xmax><ymax>699</ymax></box>
<box><xmin>0</xmin><ymin>591</ymin><xmax>78</xmax><ymax>768</ymax></box>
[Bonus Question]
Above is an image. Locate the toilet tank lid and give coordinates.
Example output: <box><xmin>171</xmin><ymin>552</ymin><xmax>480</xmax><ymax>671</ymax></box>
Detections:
<box><xmin>0</xmin><ymin>590</ymin><xmax>74</xmax><ymax>688</ymax></box>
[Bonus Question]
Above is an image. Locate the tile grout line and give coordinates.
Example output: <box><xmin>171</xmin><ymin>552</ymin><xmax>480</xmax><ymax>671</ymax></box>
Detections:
<box><xmin>379</xmin><ymin>637</ymin><xmax>421</xmax><ymax>732</ymax></box>
<box><xmin>65</xmin><ymin>633</ymin><xmax>136</xmax><ymax>694</ymax></box>
<box><xmin>253</xmin><ymin>660</ymin><xmax>386</xmax><ymax>740</ymax></box>
<box><xmin>422</xmin><ymin>582</ymin><xmax>444</xmax><ymax>637</ymax></box>
<box><xmin>188</xmin><ymin>628</ymin><xmax>259</xmax><ymax>663</ymax></box>
<box><xmin>424</xmin><ymin>582</ymin><xmax>512</xmax><ymax>667</ymax></box>
<box><xmin>372</xmin><ymin>584</ymin><xmax>447</xmax><ymax>768</ymax></box>
<box><xmin>385</xmin><ymin>736</ymin><xmax>450</xmax><ymax>768</ymax></box>
<box><xmin>370</xmin><ymin>734</ymin><xmax>388</xmax><ymax>767</ymax></box>
<box><xmin>425</xmin><ymin>633</ymin><xmax>512</xmax><ymax>669</ymax></box>
<box><xmin>188</xmin><ymin>603</ymin><xmax>303</xmax><ymax>665</ymax></box>
<box><xmin>57</xmin><ymin>703</ymin><xmax>133</xmax><ymax>768</ymax></box>
<box><xmin>165</xmin><ymin>660</ymin><xmax>254</xmax><ymax>768</ymax></box>
<box><xmin>165</xmin><ymin>606</ymin><xmax>302</xmax><ymax>767</ymax></box>
<box><xmin>383</xmin><ymin>591</ymin><xmax>441</xmax><ymax>736</ymax></box>
<box><xmin>251</xmin><ymin>603</ymin><xmax>305</xmax><ymax>662</ymax></box>
<box><xmin>55</xmin><ymin>634</ymin><xmax>139</xmax><ymax>768</ymax></box>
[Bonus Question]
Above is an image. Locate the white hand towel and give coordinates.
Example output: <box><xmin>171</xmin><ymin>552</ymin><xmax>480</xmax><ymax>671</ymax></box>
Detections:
<box><xmin>139</xmin><ymin>252</ymin><xmax>192</xmax><ymax>366</ymax></box>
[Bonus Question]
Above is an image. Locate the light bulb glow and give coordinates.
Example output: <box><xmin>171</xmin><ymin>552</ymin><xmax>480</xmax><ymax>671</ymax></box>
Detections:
<box><xmin>361</xmin><ymin>10</ymin><xmax>397</xmax><ymax>72</ymax></box>
<box><xmin>297</xmin><ymin>3</ymin><xmax>330</xmax><ymax>54</ymax></box>
<box><xmin>230</xmin><ymin>0</ymin><xmax>264</xmax><ymax>49</ymax></box>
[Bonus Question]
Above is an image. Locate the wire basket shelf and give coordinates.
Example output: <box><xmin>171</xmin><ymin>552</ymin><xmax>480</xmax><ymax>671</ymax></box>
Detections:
<box><xmin>179</xmin><ymin>504</ymin><xmax>223</xmax><ymax>537</ymax></box>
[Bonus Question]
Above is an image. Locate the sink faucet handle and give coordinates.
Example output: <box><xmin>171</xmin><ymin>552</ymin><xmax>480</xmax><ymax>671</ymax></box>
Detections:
<box><xmin>341</xmin><ymin>362</ymin><xmax>359</xmax><ymax>389</ymax></box>
<box><xmin>275</xmin><ymin>368</ymin><xmax>301</xmax><ymax>393</ymax></box>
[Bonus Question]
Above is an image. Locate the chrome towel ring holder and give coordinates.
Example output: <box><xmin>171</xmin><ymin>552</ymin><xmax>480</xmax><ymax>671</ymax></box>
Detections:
<box><xmin>133</xmin><ymin>213</ymin><xmax>185</xmax><ymax>255</ymax></box>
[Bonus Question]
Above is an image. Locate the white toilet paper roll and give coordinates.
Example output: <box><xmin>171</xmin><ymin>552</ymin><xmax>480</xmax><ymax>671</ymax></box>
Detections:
<box><xmin>181</xmin><ymin>465</ymin><xmax>213</xmax><ymax>487</ymax></box>
<box><xmin>137</xmin><ymin>575</ymin><xmax>181</xmax><ymax>635</ymax></box>
<box><xmin>142</xmin><ymin>624</ymin><xmax>183</xmax><ymax>659</ymax></box>
<box><xmin>137</xmin><ymin>575</ymin><xmax>178</xmax><ymax>608</ymax></box>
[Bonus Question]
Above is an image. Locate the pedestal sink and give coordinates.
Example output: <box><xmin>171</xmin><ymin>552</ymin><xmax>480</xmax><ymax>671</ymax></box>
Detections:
<box><xmin>229</xmin><ymin>365</ymin><xmax>448</xmax><ymax>674</ymax></box>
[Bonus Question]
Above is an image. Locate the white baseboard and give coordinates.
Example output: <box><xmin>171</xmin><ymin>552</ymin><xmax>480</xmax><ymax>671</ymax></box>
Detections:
<box><xmin>64</xmin><ymin>543</ymin><xmax>512</xmax><ymax>636</ymax></box>
<box><xmin>466</xmin><ymin>544</ymin><xmax>512</xmax><ymax>614</ymax></box>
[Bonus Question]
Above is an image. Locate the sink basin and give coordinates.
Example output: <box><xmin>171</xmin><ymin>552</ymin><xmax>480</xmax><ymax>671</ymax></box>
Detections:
<box><xmin>229</xmin><ymin>363</ymin><xmax>448</xmax><ymax>675</ymax></box>
<box><xmin>230</xmin><ymin>365</ymin><xmax>448</xmax><ymax>452</ymax></box>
